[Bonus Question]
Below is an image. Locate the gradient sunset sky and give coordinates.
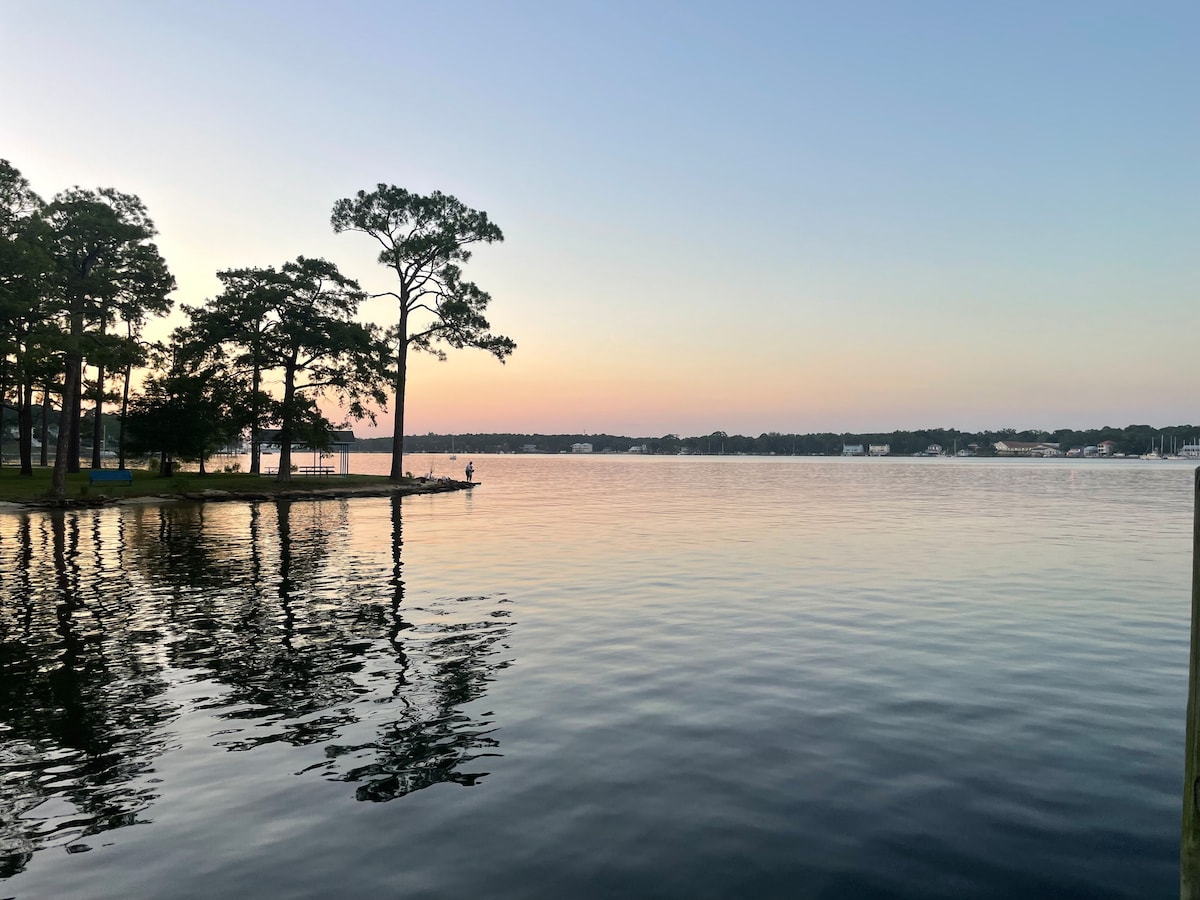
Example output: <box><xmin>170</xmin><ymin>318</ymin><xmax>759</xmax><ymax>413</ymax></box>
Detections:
<box><xmin>3</xmin><ymin>1</ymin><xmax>1196</xmax><ymax>437</ymax></box>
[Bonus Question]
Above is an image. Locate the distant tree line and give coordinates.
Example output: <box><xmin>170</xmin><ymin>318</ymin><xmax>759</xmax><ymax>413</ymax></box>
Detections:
<box><xmin>361</xmin><ymin>425</ymin><xmax>1200</xmax><ymax>457</ymax></box>
<box><xmin>0</xmin><ymin>158</ymin><xmax>512</xmax><ymax>495</ymax></box>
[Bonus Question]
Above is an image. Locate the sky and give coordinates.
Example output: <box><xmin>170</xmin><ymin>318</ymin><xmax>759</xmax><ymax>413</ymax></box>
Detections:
<box><xmin>2</xmin><ymin>0</ymin><xmax>1197</xmax><ymax>438</ymax></box>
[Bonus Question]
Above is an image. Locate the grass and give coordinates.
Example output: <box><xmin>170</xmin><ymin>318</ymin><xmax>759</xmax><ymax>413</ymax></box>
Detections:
<box><xmin>0</xmin><ymin>464</ymin><xmax>405</xmax><ymax>503</ymax></box>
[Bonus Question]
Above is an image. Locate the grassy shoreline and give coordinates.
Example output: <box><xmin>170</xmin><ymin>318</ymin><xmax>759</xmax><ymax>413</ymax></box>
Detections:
<box><xmin>0</xmin><ymin>466</ymin><xmax>462</xmax><ymax>506</ymax></box>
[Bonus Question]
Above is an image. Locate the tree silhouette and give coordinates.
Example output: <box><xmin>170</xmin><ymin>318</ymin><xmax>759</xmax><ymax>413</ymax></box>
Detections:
<box><xmin>331</xmin><ymin>186</ymin><xmax>515</xmax><ymax>479</ymax></box>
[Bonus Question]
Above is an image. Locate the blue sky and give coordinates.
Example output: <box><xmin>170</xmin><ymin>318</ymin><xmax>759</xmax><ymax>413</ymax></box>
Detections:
<box><xmin>3</xmin><ymin>1</ymin><xmax>1196</xmax><ymax>436</ymax></box>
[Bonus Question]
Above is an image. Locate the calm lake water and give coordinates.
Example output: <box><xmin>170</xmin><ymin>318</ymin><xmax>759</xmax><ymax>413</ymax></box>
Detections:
<box><xmin>0</xmin><ymin>455</ymin><xmax>1194</xmax><ymax>899</ymax></box>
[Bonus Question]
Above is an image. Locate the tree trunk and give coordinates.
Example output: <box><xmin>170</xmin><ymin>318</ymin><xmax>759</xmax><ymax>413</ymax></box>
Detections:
<box><xmin>277</xmin><ymin>438</ymin><xmax>291</xmax><ymax>482</ymax></box>
<box><xmin>118</xmin><ymin>360</ymin><xmax>131</xmax><ymax>470</ymax></box>
<box><xmin>276</xmin><ymin>364</ymin><xmax>295</xmax><ymax>483</ymax></box>
<box><xmin>389</xmin><ymin>331</ymin><xmax>408</xmax><ymax>481</ymax></box>
<box><xmin>67</xmin><ymin>365</ymin><xmax>81</xmax><ymax>474</ymax></box>
<box><xmin>250</xmin><ymin>362</ymin><xmax>262</xmax><ymax>475</ymax></box>
<box><xmin>91</xmin><ymin>361</ymin><xmax>104</xmax><ymax>468</ymax></box>
<box><xmin>18</xmin><ymin>377</ymin><xmax>33</xmax><ymax>476</ymax></box>
<box><xmin>0</xmin><ymin>370</ymin><xmax>7</xmax><ymax>469</ymax></box>
<box><xmin>39</xmin><ymin>385</ymin><xmax>49</xmax><ymax>468</ymax></box>
<box><xmin>50</xmin><ymin>354</ymin><xmax>81</xmax><ymax>498</ymax></box>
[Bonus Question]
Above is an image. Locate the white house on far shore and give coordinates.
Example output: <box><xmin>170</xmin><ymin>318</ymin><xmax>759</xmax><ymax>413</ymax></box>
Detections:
<box><xmin>994</xmin><ymin>440</ymin><xmax>1061</xmax><ymax>457</ymax></box>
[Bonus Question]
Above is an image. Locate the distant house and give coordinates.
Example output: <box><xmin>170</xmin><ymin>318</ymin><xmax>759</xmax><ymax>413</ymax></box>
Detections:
<box><xmin>924</xmin><ymin>444</ymin><xmax>944</xmax><ymax>456</ymax></box>
<box><xmin>571</xmin><ymin>442</ymin><xmax>593</xmax><ymax>453</ymax></box>
<box><xmin>521</xmin><ymin>444</ymin><xmax>538</xmax><ymax>453</ymax></box>
<box><xmin>1098</xmin><ymin>440</ymin><xmax>1117</xmax><ymax>457</ymax></box>
<box><xmin>842</xmin><ymin>443</ymin><xmax>865</xmax><ymax>456</ymax></box>
<box><xmin>868</xmin><ymin>444</ymin><xmax>890</xmax><ymax>456</ymax></box>
<box><xmin>994</xmin><ymin>440</ymin><xmax>1061</xmax><ymax>457</ymax></box>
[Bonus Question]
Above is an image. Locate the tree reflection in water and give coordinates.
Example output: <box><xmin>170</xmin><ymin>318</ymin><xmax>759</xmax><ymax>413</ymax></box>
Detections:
<box><xmin>0</xmin><ymin>510</ymin><xmax>173</xmax><ymax>876</ymax></box>
<box><xmin>319</xmin><ymin>493</ymin><xmax>507</xmax><ymax>801</ymax></box>
<box><xmin>0</xmin><ymin>495</ymin><xmax>513</xmax><ymax>878</ymax></box>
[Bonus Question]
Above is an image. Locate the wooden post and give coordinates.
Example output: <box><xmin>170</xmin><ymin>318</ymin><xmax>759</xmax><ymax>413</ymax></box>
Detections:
<box><xmin>1183</xmin><ymin>467</ymin><xmax>1200</xmax><ymax>898</ymax></box>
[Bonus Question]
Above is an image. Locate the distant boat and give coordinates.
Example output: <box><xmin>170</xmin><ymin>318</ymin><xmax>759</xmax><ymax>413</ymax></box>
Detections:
<box><xmin>1164</xmin><ymin>436</ymin><xmax>1187</xmax><ymax>460</ymax></box>
<box><xmin>1141</xmin><ymin>435</ymin><xmax>1165</xmax><ymax>460</ymax></box>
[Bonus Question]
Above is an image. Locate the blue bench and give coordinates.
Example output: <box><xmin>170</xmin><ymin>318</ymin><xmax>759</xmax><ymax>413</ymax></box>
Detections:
<box><xmin>89</xmin><ymin>469</ymin><xmax>133</xmax><ymax>486</ymax></box>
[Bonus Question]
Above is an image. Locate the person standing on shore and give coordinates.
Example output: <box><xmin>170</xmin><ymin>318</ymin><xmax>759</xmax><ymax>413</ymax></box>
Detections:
<box><xmin>465</xmin><ymin>461</ymin><xmax>474</xmax><ymax>483</ymax></box>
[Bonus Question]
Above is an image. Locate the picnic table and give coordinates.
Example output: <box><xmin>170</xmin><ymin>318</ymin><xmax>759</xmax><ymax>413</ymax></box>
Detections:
<box><xmin>262</xmin><ymin>465</ymin><xmax>335</xmax><ymax>476</ymax></box>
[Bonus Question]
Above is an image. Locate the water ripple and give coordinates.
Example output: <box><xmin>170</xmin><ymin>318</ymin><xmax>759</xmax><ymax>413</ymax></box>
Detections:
<box><xmin>0</xmin><ymin>458</ymin><xmax>1192</xmax><ymax>898</ymax></box>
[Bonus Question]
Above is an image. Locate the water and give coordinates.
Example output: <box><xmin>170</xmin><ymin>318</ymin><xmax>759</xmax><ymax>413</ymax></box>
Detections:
<box><xmin>0</xmin><ymin>455</ymin><xmax>1193</xmax><ymax>898</ymax></box>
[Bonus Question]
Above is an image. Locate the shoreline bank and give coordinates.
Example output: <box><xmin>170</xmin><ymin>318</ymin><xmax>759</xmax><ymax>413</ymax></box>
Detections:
<box><xmin>0</xmin><ymin>476</ymin><xmax>476</xmax><ymax>511</ymax></box>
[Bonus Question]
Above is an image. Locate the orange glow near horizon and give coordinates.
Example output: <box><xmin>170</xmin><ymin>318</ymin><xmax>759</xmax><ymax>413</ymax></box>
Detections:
<box><xmin>333</xmin><ymin>327</ymin><xmax>1192</xmax><ymax>439</ymax></box>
